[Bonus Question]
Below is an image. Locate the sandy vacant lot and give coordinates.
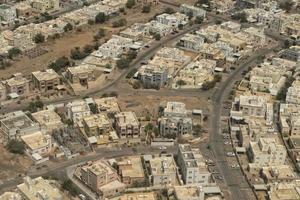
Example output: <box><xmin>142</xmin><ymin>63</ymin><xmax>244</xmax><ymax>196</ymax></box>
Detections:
<box><xmin>0</xmin><ymin>144</ymin><xmax>32</xmax><ymax>181</ymax></box>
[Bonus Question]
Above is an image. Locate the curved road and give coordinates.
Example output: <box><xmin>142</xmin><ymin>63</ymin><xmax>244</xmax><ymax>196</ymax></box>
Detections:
<box><xmin>210</xmin><ymin>47</ymin><xmax>278</xmax><ymax>200</ymax></box>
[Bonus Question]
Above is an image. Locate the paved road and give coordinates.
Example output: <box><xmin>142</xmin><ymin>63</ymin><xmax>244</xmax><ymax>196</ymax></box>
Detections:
<box><xmin>209</xmin><ymin>47</ymin><xmax>278</xmax><ymax>200</ymax></box>
<box><xmin>0</xmin><ymin>145</ymin><xmax>177</xmax><ymax>193</ymax></box>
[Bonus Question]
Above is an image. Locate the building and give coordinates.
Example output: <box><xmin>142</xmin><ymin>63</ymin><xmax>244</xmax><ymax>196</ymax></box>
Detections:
<box><xmin>29</xmin><ymin>0</ymin><xmax>60</xmax><ymax>13</ymax></box>
<box><xmin>156</xmin><ymin>12</ymin><xmax>189</xmax><ymax>29</ymax></box>
<box><xmin>138</xmin><ymin>64</ymin><xmax>168</xmax><ymax>89</ymax></box>
<box><xmin>77</xmin><ymin>160</ymin><xmax>125</xmax><ymax>197</ymax></box>
<box><xmin>112</xmin><ymin>192</ymin><xmax>156</xmax><ymax>200</ymax></box>
<box><xmin>65</xmin><ymin>65</ymin><xmax>96</xmax><ymax>86</ymax></box>
<box><xmin>248</xmin><ymin>138</ymin><xmax>287</xmax><ymax>168</ymax></box>
<box><xmin>21</xmin><ymin>131</ymin><xmax>52</xmax><ymax>156</ymax></box>
<box><xmin>179</xmin><ymin>33</ymin><xmax>205</xmax><ymax>52</ymax></box>
<box><xmin>114</xmin><ymin>112</ymin><xmax>140</xmax><ymax>138</ymax></box>
<box><xmin>174</xmin><ymin>59</ymin><xmax>216</xmax><ymax>89</ymax></box>
<box><xmin>4</xmin><ymin>73</ymin><xmax>30</xmax><ymax>98</ymax></box>
<box><xmin>0</xmin><ymin>192</ymin><xmax>22</xmax><ymax>200</ymax></box>
<box><xmin>66</xmin><ymin>100</ymin><xmax>91</xmax><ymax>124</ymax></box>
<box><xmin>180</xmin><ymin>4</ymin><xmax>206</xmax><ymax>18</ymax></box>
<box><xmin>159</xmin><ymin>102</ymin><xmax>193</xmax><ymax>137</ymax></box>
<box><xmin>280</xmin><ymin>46</ymin><xmax>300</xmax><ymax>62</ymax></box>
<box><xmin>116</xmin><ymin>156</ymin><xmax>145</xmax><ymax>185</ymax></box>
<box><xmin>93</xmin><ymin>97</ymin><xmax>120</xmax><ymax>113</ymax></box>
<box><xmin>15</xmin><ymin>2</ymin><xmax>33</xmax><ymax>18</ymax></box>
<box><xmin>31</xmin><ymin>69</ymin><xmax>61</xmax><ymax>94</ymax></box>
<box><xmin>236</xmin><ymin>0</ymin><xmax>259</xmax><ymax>8</ymax></box>
<box><xmin>147</xmin><ymin>155</ymin><xmax>178</xmax><ymax>186</ymax></box>
<box><xmin>279</xmin><ymin>103</ymin><xmax>300</xmax><ymax>137</ymax></box>
<box><xmin>267</xmin><ymin>182</ymin><xmax>300</xmax><ymax>200</ymax></box>
<box><xmin>177</xmin><ymin>144</ymin><xmax>211</xmax><ymax>185</ymax></box>
<box><xmin>17</xmin><ymin>176</ymin><xmax>63</xmax><ymax>200</ymax></box>
<box><xmin>0</xmin><ymin>111</ymin><xmax>40</xmax><ymax>142</ymax></box>
<box><xmin>174</xmin><ymin>185</ymin><xmax>222</xmax><ymax>200</ymax></box>
<box><xmin>32</xmin><ymin>109</ymin><xmax>64</xmax><ymax>133</ymax></box>
<box><xmin>286</xmin><ymin>80</ymin><xmax>300</xmax><ymax>104</ymax></box>
<box><xmin>261</xmin><ymin>165</ymin><xmax>297</xmax><ymax>184</ymax></box>
<box><xmin>230</xmin><ymin>95</ymin><xmax>267</xmax><ymax>120</ymax></box>
<box><xmin>82</xmin><ymin>113</ymin><xmax>112</xmax><ymax>137</ymax></box>
<box><xmin>0</xmin><ymin>4</ymin><xmax>16</xmax><ymax>23</ymax></box>
<box><xmin>0</xmin><ymin>83</ymin><xmax>7</xmax><ymax>101</ymax></box>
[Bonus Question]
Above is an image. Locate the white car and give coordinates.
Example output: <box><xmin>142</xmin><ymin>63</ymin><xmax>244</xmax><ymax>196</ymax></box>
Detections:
<box><xmin>159</xmin><ymin>146</ymin><xmax>167</xmax><ymax>150</ymax></box>
<box><xmin>226</xmin><ymin>152</ymin><xmax>235</xmax><ymax>157</ymax></box>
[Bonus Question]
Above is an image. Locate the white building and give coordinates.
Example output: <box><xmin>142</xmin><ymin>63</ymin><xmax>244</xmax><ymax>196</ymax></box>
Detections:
<box><xmin>177</xmin><ymin>144</ymin><xmax>211</xmax><ymax>185</ymax></box>
<box><xmin>66</xmin><ymin>100</ymin><xmax>91</xmax><ymax>125</ymax></box>
<box><xmin>248</xmin><ymin>138</ymin><xmax>287</xmax><ymax>168</ymax></box>
<box><xmin>180</xmin><ymin>4</ymin><xmax>206</xmax><ymax>18</ymax></box>
<box><xmin>138</xmin><ymin>64</ymin><xmax>168</xmax><ymax>89</ymax></box>
<box><xmin>0</xmin><ymin>4</ymin><xmax>16</xmax><ymax>23</ymax></box>
<box><xmin>179</xmin><ymin>33</ymin><xmax>204</xmax><ymax>52</ymax></box>
<box><xmin>156</xmin><ymin>12</ymin><xmax>188</xmax><ymax>29</ymax></box>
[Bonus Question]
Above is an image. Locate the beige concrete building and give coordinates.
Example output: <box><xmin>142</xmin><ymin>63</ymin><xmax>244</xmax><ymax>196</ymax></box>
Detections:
<box><xmin>31</xmin><ymin>69</ymin><xmax>61</xmax><ymax>94</ymax></box>
<box><xmin>115</xmin><ymin>112</ymin><xmax>140</xmax><ymax>138</ymax></box>
<box><xmin>66</xmin><ymin>65</ymin><xmax>97</xmax><ymax>86</ymax></box>
<box><xmin>268</xmin><ymin>182</ymin><xmax>300</xmax><ymax>200</ymax></box>
<box><xmin>4</xmin><ymin>73</ymin><xmax>30</xmax><ymax>98</ymax></box>
<box><xmin>279</xmin><ymin>103</ymin><xmax>300</xmax><ymax>137</ymax></box>
<box><xmin>21</xmin><ymin>131</ymin><xmax>52</xmax><ymax>156</ymax></box>
<box><xmin>147</xmin><ymin>155</ymin><xmax>178</xmax><ymax>186</ymax></box>
<box><xmin>116</xmin><ymin>156</ymin><xmax>145</xmax><ymax>185</ymax></box>
<box><xmin>94</xmin><ymin>97</ymin><xmax>120</xmax><ymax>113</ymax></box>
<box><xmin>177</xmin><ymin>144</ymin><xmax>211</xmax><ymax>185</ymax></box>
<box><xmin>82</xmin><ymin>113</ymin><xmax>111</xmax><ymax>137</ymax></box>
<box><xmin>0</xmin><ymin>111</ymin><xmax>40</xmax><ymax>142</ymax></box>
<box><xmin>17</xmin><ymin>176</ymin><xmax>64</xmax><ymax>200</ymax></box>
<box><xmin>77</xmin><ymin>160</ymin><xmax>125</xmax><ymax>197</ymax></box>
<box><xmin>248</xmin><ymin>138</ymin><xmax>287</xmax><ymax>168</ymax></box>
<box><xmin>111</xmin><ymin>192</ymin><xmax>156</xmax><ymax>200</ymax></box>
<box><xmin>32</xmin><ymin>109</ymin><xmax>64</xmax><ymax>133</ymax></box>
<box><xmin>261</xmin><ymin>165</ymin><xmax>298</xmax><ymax>184</ymax></box>
<box><xmin>0</xmin><ymin>192</ymin><xmax>22</xmax><ymax>200</ymax></box>
<box><xmin>30</xmin><ymin>0</ymin><xmax>60</xmax><ymax>13</ymax></box>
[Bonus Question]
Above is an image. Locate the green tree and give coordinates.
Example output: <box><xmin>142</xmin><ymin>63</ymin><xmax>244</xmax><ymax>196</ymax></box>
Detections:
<box><xmin>8</xmin><ymin>47</ymin><xmax>21</xmax><ymax>59</ymax></box>
<box><xmin>127</xmin><ymin>50</ymin><xmax>137</xmax><ymax>61</ymax></box>
<box><xmin>95</xmin><ymin>12</ymin><xmax>108</xmax><ymax>23</ymax></box>
<box><xmin>89</xmin><ymin>103</ymin><xmax>98</xmax><ymax>114</ymax></box>
<box><xmin>193</xmin><ymin>124</ymin><xmax>202</xmax><ymax>137</ymax></box>
<box><xmin>70</xmin><ymin>47</ymin><xmax>88</xmax><ymax>60</ymax></box>
<box><xmin>142</xmin><ymin>5</ymin><xmax>151</xmax><ymax>13</ymax></box>
<box><xmin>48</xmin><ymin>56</ymin><xmax>70</xmax><ymax>72</ymax></box>
<box><xmin>195</xmin><ymin>16</ymin><xmax>204</xmax><ymax>24</ymax></box>
<box><xmin>6</xmin><ymin>139</ymin><xmax>25</xmax><ymax>154</ymax></box>
<box><xmin>176</xmin><ymin>79</ymin><xmax>186</xmax><ymax>86</ymax></box>
<box><xmin>116</xmin><ymin>58</ymin><xmax>130</xmax><ymax>69</ymax></box>
<box><xmin>34</xmin><ymin>33</ymin><xmax>45</xmax><ymax>43</ymax></box>
<box><xmin>63</xmin><ymin>23</ymin><xmax>73</xmax><ymax>32</ymax></box>
<box><xmin>165</xmin><ymin>7</ymin><xmax>175</xmax><ymax>14</ymax></box>
<box><xmin>126</xmin><ymin>0</ymin><xmax>136</xmax><ymax>8</ymax></box>
<box><xmin>279</xmin><ymin>1</ymin><xmax>294</xmax><ymax>12</ymax></box>
<box><xmin>126</xmin><ymin>68</ymin><xmax>138</xmax><ymax>79</ymax></box>
<box><xmin>112</xmin><ymin>18</ymin><xmax>127</xmax><ymax>27</ymax></box>
<box><xmin>61</xmin><ymin>179</ymin><xmax>80</xmax><ymax>197</ymax></box>
<box><xmin>154</xmin><ymin>33</ymin><xmax>161</xmax><ymax>41</ymax></box>
<box><xmin>187</xmin><ymin>11</ymin><xmax>193</xmax><ymax>20</ymax></box>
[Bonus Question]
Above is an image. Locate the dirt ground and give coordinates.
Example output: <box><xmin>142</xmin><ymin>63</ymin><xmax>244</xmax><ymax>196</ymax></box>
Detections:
<box><xmin>118</xmin><ymin>93</ymin><xmax>210</xmax><ymax>118</ymax></box>
<box><xmin>0</xmin><ymin>144</ymin><xmax>32</xmax><ymax>181</ymax></box>
<box><xmin>0</xmin><ymin>3</ymin><xmax>173</xmax><ymax>80</ymax></box>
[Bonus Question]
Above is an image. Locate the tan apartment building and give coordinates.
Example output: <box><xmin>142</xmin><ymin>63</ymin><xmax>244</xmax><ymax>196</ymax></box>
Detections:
<box><xmin>116</xmin><ymin>156</ymin><xmax>145</xmax><ymax>185</ymax></box>
<box><xmin>32</xmin><ymin>109</ymin><xmax>64</xmax><ymax>133</ymax></box>
<box><xmin>4</xmin><ymin>73</ymin><xmax>30</xmax><ymax>98</ymax></box>
<box><xmin>114</xmin><ymin>112</ymin><xmax>140</xmax><ymax>138</ymax></box>
<box><xmin>94</xmin><ymin>97</ymin><xmax>120</xmax><ymax>114</ymax></box>
<box><xmin>78</xmin><ymin>160</ymin><xmax>125</xmax><ymax>197</ymax></box>
<box><xmin>30</xmin><ymin>0</ymin><xmax>60</xmax><ymax>13</ymax></box>
<box><xmin>82</xmin><ymin>114</ymin><xmax>112</xmax><ymax>137</ymax></box>
<box><xmin>21</xmin><ymin>131</ymin><xmax>52</xmax><ymax>156</ymax></box>
<box><xmin>31</xmin><ymin>69</ymin><xmax>61</xmax><ymax>94</ymax></box>
<box><xmin>65</xmin><ymin>65</ymin><xmax>97</xmax><ymax>86</ymax></box>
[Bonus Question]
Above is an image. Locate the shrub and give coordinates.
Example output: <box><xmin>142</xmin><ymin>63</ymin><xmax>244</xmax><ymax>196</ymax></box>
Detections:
<box><xmin>95</xmin><ymin>12</ymin><xmax>108</xmax><ymax>23</ymax></box>
<box><xmin>48</xmin><ymin>56</ymin><xmax>70</xmax><ymax>72</ymax></box>
<box><xmin>8</xmin><ymin>47</ymin><xmax>21</xmax><ymax>59</ymax></box>
<box><xmin>6</xmin><ymin>139</ymin><xmax>25</xmax><ymax>154</ymax></box>
<box><xmin>33</xmin><ymin>33</ymin><xmax>45</xmax><ymax>43</ymax></box>
<box><xmin>142</xmin><ymin>5</ymin><xmax>151</xmax><ymax>13</ymax></box>
<box><xmin>63</xmin><ymin>23</ymin><xmax>73</xmax><ymax>32</ymax></box>
<box><xmin>126</xmin><ymin>0</ymin><xmax>135</xmax><ymax>8</ymax></box>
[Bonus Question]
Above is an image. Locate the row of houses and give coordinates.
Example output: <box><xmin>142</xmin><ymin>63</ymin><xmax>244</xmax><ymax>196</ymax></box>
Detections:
<box><xmin>74</xmin><ymin>144</ymin><xmax>219</xmax><ymax>199</ymax></box>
